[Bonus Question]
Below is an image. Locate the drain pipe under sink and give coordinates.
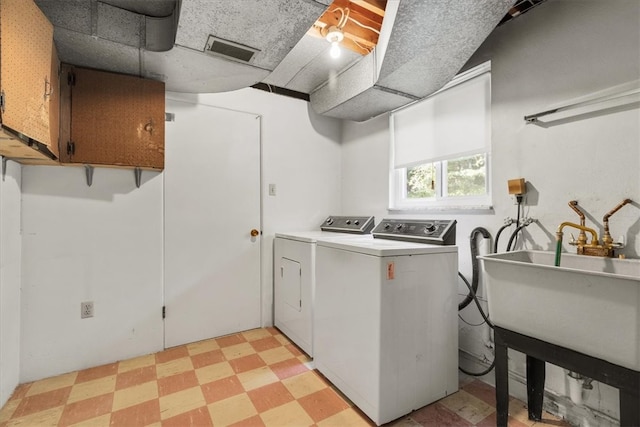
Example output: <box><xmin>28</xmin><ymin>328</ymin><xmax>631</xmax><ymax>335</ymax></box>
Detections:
<box><xmin>567</xmin><ymin>371</ymin><xmax>594</xmax><ymax>405</ymax></box>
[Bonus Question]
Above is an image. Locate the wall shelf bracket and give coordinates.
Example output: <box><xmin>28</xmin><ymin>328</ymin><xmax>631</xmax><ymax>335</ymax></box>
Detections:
<box><xmin>84</xmin><ymin>165</ymin><xmax>94</xmax><ymax>187</ymax></box>
<box><xmin>134</xmin><ymin>167</ymin><xmax>142</xmax><ymax>188</ymax></box>
<box><xmin>1</xmin><ymin>156</ymin><xmax>7</xmax><ymax>181</ymax></box>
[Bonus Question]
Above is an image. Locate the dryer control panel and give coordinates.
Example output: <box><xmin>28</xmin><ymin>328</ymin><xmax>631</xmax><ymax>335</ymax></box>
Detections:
<box><xmin>372</xmin><ymin>219</ymin><xmax>456</xmax><ymax>245</ymax></box>
<box><xmin>320</xmin><ymin>216</ymin><xmax>375</xmax><ymax>234</ymax></box>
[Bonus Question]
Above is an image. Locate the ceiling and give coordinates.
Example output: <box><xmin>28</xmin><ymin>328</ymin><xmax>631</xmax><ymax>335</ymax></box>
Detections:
<box><xmin>307</xmin><ymin>0</ymin><xmax>386</xmax><ymax>56</ymax></box>
<box><xmin>35</xmin><ymin>0</ymin><xmax>546</xmax><ymax>121</ymax></box>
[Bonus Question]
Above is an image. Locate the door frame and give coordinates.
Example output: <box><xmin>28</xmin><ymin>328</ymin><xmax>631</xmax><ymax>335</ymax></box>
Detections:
<box><xmin>163</xmin><ymin>94</ymin><xmax>264</xmax><ymax>348</ymax></box>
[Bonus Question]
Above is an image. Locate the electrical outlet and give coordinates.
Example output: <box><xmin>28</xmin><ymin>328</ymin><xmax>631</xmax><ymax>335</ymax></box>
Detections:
<box><xmin>513</xmin><ymin>194</ymin><xmax>526</xmax><ymax>205</ymax></box>
<box><xmin>81</xmin><ymin>301</ymin><xmax>94</xmax><ymax>319</ymax></box>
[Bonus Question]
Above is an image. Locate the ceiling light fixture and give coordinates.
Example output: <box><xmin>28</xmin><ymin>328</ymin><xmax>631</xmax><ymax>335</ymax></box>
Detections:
<box><xmin>325</xmin><ymin>25</ymin><xmax>344</xmax><ymax>59</ymax></box>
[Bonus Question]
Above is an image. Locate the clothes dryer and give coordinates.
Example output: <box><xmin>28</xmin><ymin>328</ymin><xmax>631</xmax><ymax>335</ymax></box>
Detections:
<box><xmin>274</xmin><ymin>216</ymin><xmax>374</xmax><ymax>356</ymax></box>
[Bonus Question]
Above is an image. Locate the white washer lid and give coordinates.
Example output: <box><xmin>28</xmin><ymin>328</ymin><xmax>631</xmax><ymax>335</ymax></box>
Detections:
<box><xmin>317</xmin><ymin>237</ymin><xmax>458</xmax><ymax>256</ymax></box>
<box><xmin>275</xmin><ymin>231</ymin><xmax>371</xmax><ymax>244</ymax></box>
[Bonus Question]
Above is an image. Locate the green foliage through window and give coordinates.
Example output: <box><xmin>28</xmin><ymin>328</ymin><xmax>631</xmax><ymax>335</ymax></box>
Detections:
<box><xmin>404</xmin><ymin>154</ymin><xmax>486</xmax><ymax>200</ymax></box>
<box><xmin>407</xmin><ymin>163</ymin><xmax>436</xmax><ymax>199</ymax></box>
<box><xmin>446</xmin><ymin>154</ymin><xmax>486</xmax><ymax>197</ymax></box>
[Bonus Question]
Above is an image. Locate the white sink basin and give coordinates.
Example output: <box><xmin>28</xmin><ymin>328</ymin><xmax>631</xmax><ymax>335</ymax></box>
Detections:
<box><xmin>479</xmin><ymin>250</ymin><xmax>640</xmax><ymax>370</ymax></box>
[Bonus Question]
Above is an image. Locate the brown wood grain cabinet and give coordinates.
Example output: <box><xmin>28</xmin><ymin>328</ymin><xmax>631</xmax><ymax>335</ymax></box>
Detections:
<box><xmin>0</xmin><ymin>0</ymin><xmax>60</xmax><ymax>165</ymax></box>
<box><xmin>59</xmin><ymin>64</ymin><xmax>165</xmax><ymax>170</ymax></box>
<box><xmin>0</xmin><ymin>0</ymin><xmax>165</xmax><ymax>171</ymax></box>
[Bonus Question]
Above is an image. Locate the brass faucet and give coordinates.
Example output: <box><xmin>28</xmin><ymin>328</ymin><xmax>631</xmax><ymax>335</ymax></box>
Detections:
<box><xmin>557</xmin><ymin>199</ymin><xmax>633</xmax><ymax>263</ymax></box>
<box><xmin>555</xmin><ymin>222</ymin><xmax>600</xmax><ymax>266</ymax></box>
<box><xmin>567</xmin><ymin>201</ymin><xmax>588</xmax><ymax>246</ymax></box>
<box><xmin>602</xmin><ymin>198</ymin><xmax>632</xmax><ymax>247</ymax></box>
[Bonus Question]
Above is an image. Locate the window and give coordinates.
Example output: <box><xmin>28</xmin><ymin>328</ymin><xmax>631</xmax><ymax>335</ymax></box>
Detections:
<box><xmin>389</xmin><ymin>62</ymin><xmax>492</xmax><ymax>210</ymax></box>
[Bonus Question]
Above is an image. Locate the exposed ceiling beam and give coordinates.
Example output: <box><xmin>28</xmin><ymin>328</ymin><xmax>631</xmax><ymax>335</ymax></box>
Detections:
<box><xmin>309</xmin><ymin>0</ymin><xmax>386</xmax><ymax>55</ymax></box>
<box><xmin>350</xmin><ymin>0</ymin><xmax>385</xmax><ymax>17</ymax></box>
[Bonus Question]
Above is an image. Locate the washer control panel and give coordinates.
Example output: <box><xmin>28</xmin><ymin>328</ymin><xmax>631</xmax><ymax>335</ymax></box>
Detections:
<box><xmin>320</xmin><ymin>216</ymin><xmax>375</xmax><ymax>234</ymax></box>
<box><xmin>372</xmin><ymin>219</ymin><xmax>456</xmax><ymax>245</ymax></box>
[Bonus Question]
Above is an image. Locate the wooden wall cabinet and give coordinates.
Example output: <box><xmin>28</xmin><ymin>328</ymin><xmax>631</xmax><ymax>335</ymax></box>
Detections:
<box><xmin>0</xmin><ymin>0</ymin><xmax>60</xmax><ymax>165</ymax></box>
<box><xmin>0</xmin><ymin>0</ymin><xmax>165</xmax><ymax>171</ymax></box>
<box><xmin>59</xmin><ymin>64</ymin><xmax>165</xmax><ymax>170</ymax></box>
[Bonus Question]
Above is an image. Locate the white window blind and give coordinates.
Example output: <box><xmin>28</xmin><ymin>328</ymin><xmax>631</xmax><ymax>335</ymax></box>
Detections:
<box><xmin>392</xmin><ymin>70</ymin><xmax>491</xmax><ymax>168</ymax></box>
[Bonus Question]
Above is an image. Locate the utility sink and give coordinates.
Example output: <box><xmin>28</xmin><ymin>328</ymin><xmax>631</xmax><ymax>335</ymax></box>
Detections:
<box><xmin>479</xmin><ymin>250</ymin><xmax>640</xmax><ymax>370</ymax></box>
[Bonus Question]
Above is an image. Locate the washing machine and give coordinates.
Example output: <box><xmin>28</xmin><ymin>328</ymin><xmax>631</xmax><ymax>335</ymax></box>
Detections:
<box><xmin>274</xmin><ymin>215</ymin><xmax>374</xmax><ymax>356</ymax></box>
<box><xmin>314</xmin><ymin>219</ymin><xmax>459</xmax><ymax>425</ymax></box>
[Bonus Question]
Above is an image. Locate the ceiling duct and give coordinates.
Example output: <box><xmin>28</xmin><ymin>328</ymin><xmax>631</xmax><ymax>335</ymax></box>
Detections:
<box><xmin>36</xmin><ymin>0</ymin><xmax>329</xmax><ymax>93</ymax></box>
<box><xmin>36</xmin><ymin>0</ymin><xmax>520</xmax><ymax>120</ymax></box>
<box><xmin>35</xmin><ymin>0</ymin><xmax>179</xmax><ymax>75</ymax></box>
<box><xmin>141</xmin><ymin>0</ymin><xmax>329</xmax><ymax>93</ymax></box>
<box><xmin>309</xmin><ymin>0</ymin><xmax>516</xmax><ymax>121</ymax></box>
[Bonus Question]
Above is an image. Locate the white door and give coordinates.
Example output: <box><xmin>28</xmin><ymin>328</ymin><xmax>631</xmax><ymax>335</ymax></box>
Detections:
<box><xmin>164</xmin><ymin>98</ymin><xmax>261</xmax><ymax>348</ymax></box>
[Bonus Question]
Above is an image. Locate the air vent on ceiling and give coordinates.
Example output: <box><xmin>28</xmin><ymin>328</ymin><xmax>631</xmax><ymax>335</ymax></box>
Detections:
<box><xmin>204</xmin><ymin>35</ymin><xmax>259</xmax><ymax>63</ymax></box>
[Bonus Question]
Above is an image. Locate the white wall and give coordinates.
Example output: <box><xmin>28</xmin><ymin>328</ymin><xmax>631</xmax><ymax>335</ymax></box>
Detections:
<box><xmin>0</xmin><ymin>160</ymin><xmax>21</xmax><ymax>407</ymax></box>
<box><xmin>17</xmin><ymin>88</ymin><xmax>342</xmax><ymax>382</ymax></box>
<box><xmin>341</xmin><ymin>1</ymin><xmax>639</xmax><ymax>424</ymax></box>
<box><xmin>20</xmin><ymin>167</ymin><xmax>164</xmax><ymax>382</ymax></box>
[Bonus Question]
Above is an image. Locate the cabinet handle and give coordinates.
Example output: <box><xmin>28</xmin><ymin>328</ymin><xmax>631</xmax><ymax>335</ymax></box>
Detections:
<box><xmin>44</xmin><ymin>78</ymin><xmax>53</xmax><ymax>99</ymax></box>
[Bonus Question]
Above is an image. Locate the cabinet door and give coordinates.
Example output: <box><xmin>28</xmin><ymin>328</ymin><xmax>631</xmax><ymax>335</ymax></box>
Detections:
<box><xmin>0</xmin><ymin>0</ymin><xmax>58</xmax><ymax>157</ymax></box>
<box><xmin>60</xmin><ymin>64</ymin><xmax>165</xmax><ymax>170</ymax></box>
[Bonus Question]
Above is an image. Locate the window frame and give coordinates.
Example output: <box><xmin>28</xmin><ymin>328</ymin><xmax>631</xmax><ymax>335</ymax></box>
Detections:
<box><xmin>389</xmin><ymin>62</ymin><xmax>493</xmax><ymax>212</ymax></box>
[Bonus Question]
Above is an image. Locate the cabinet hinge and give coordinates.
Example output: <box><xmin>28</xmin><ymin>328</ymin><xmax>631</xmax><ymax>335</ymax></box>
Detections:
<box><xmin>280</xmin><ymin>267</ymin><xmax>283</xmax><ymax>277</ymax></box>
<box><xmin>162</xmin><ymin>306</ymin><xmax>166</xmax><ymax>319</ymax></box>
<box><xmin>67</xmin><ymin>141</ymin><xmax>75</xmax><ymax>156</ymax></box>
<box><xmin>0</xmin><ymin>90</ymin><xmax>5</xmax><ymax>114</ymax></box>
<box><xmin>299</xmin><ymin>300</ymin><xmax>301</xmax><ymax>309</ymax></box>
<box><xmin>67</xmin><ymin>71</ymin><xmax>76</xmax><ymax>86</ymax></box>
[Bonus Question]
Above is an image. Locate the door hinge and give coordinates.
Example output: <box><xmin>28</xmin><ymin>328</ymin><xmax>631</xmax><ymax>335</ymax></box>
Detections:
<box><xmin>162</xmin><ymin>306</ymin><xmax>166</xmax><ymax>319</ymax></box>
<box><xmin>299</xmin><ymin>300</ymin><xmax>302</xmax><ymax>309</ymax></box>
<box><xmin>67</xmin><ymin>71</ymin><xmax>76</xmax><ymax>86</ymax></box>
<box><xmin>0</xmin><ymin>90</ymin><xmax>5</xmax><ymax>114</ymax></box>
<box><xmin>67</xmin><ymin>141</ymin><xmax>75</xmax><ymax>156</ymax></box>
<box><xmin>280</xmin><ymin>266</ymin><xmax>283</xmax><ymax>277</ymax></box>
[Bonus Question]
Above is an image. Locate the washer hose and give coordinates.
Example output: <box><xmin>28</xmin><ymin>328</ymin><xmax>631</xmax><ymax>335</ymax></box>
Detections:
<box><xmin>494</xmin><ymin>220</ymin><xmax>514</xmax><ymax>253</ymax></box>
<box><xmin>506</xmin><ymin>221</ymin><xmax>532</xmax><ymax>252</ymax></box>
<box><xmin>458</xmin><ymin>227</ymin><xmax>491</xmax><ymax>311</ymax></box>
<box><xmin>458</xmin><ymin>272</ymin><xmax>494</xmax><ymax>328</ymax></box>
<box><xmin>459</xmin><ymin>358</ymin><xmax>495</xmax><ymax>377</ymax></box>
<box><xmin>458</xmin><ymin>227</ymin><xmax>495</xmax><ymax>377</ymax></box>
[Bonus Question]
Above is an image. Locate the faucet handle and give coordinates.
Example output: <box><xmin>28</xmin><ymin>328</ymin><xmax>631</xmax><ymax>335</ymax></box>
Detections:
<box><xmin>611</xmin><ymin>235</ymin><xmax>626</xmax><ymax>249</ymax></box>
<box><xmin>568</xmin><ymin>233</ymin><xmax>577</xmax><ymax>246</ymax></box>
